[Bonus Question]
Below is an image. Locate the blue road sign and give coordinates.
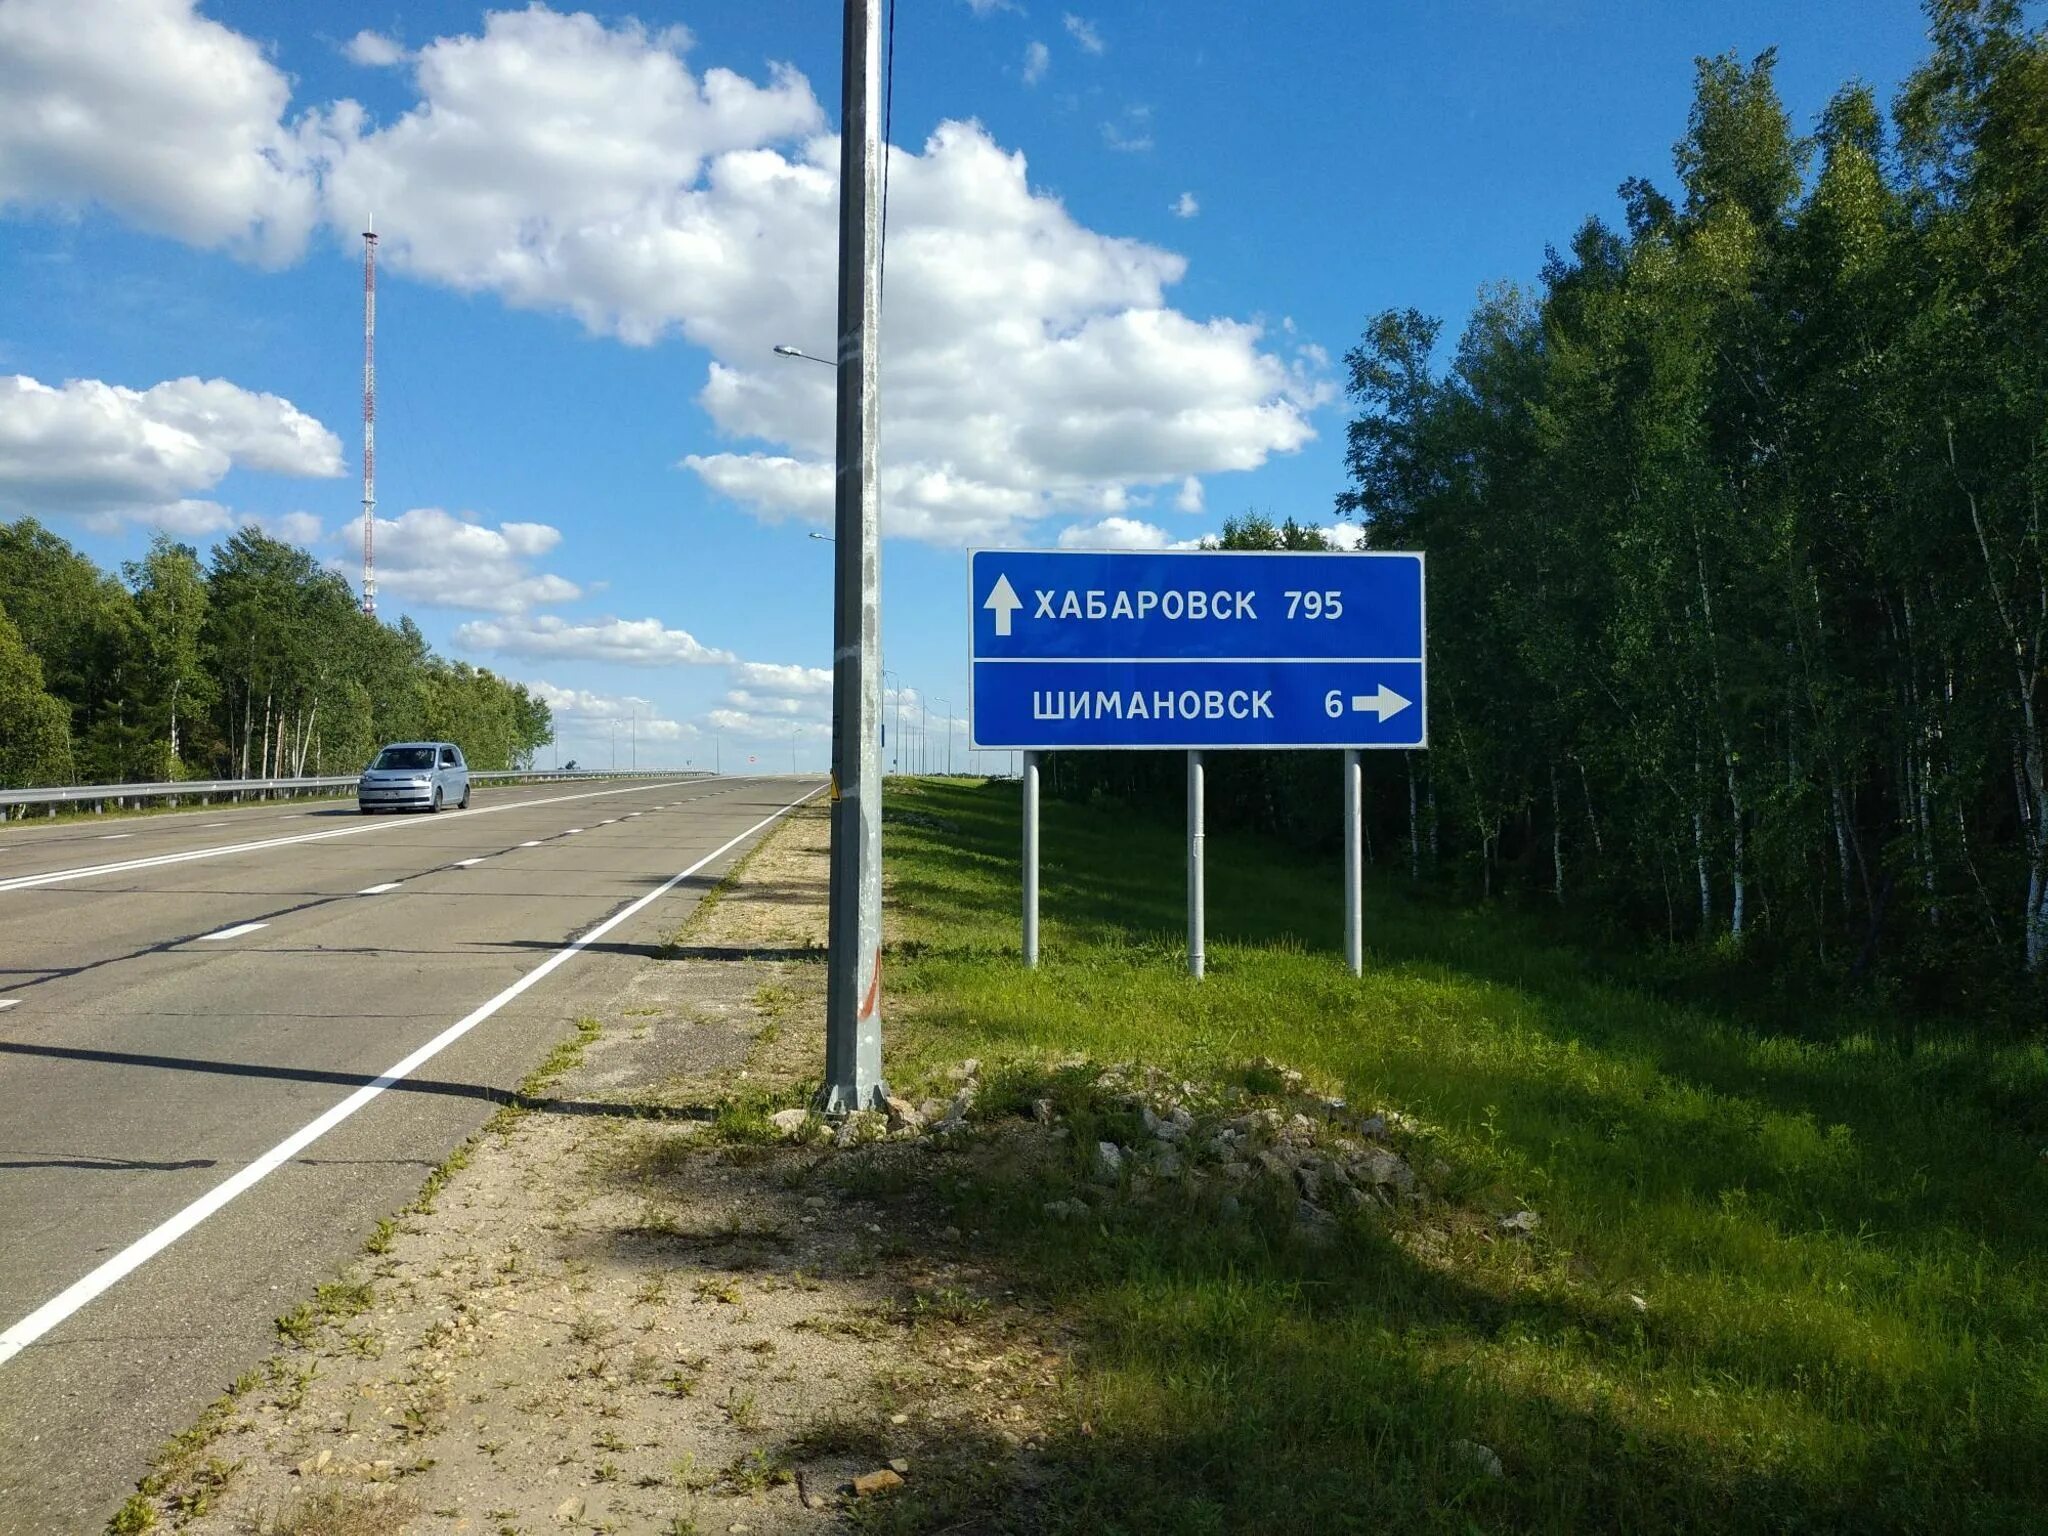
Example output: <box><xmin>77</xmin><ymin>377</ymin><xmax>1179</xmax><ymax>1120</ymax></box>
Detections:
<box><xmin>969</xmin><ymin>549</ymin><xmax>1426</xmax><ymax>751</ymax></box>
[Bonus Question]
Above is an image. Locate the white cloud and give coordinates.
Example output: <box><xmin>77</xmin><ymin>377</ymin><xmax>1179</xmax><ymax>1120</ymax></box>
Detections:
<box><xmin>731</xmin><ymin>661</ymin><xmax>832</xmax><ymax>697</ymax></box>
<box><xmin>962</xmin><ymin>0</ymin><xmax>1021</xmax><ymax>14</ymax></box>
<box><xmin>527</xmin><ymin>680</ymin><xmax>690</xmax><ymax>740</ymax></box>
<box><xmin>1103</xmin><ymin>107</ymin><xmax>1153</xmax><ymax>154</ymax></box>
<box><xmin>1057</xmin><ymin>516</ymin><xmax>1170</xmax><ymax>551</ymax></box>
<box><xmin>262</xmin><ymin>510</ymin><xmax>325</xmax><ymax>546</ymax></box>
<box><xmin>1325</xmin><ymin>520</ymin><xmax>1367</xmax><ymax>551</ymax></box>
<box><xmin>0</xmin><ymin>373</ymin><xmax>342</xmax><ymax>523</ymax></box>
<box><xmin>1175</xmin><ymin>475</ymin><xmax>1204</xmax><ymax>513</ymax></box>
<box><xmin>358</xmin><ymin>507</ymin><xmax>582</xmax><ymax>614</ymax></box>
<box><xmin>344</xmin><ymin>30</ymin><xmax>408</xmax><ymax>67</ymax></box>
<box><xmin>312</xmin><ymin>7</ymin><xmax>826</xmax><ymax>346</ymax></box>
<box><xmin>1063</xmin><ymin>14</ymin><xmax>1105</xmax><ymax>54</ymax></box>
<box><xmin>0</xmin><ymin>0</ymin><xmax>318</xmax><ymax>263</ymax></box>
<box><xmin>1172</xmin><ymin>191</ymin><xmax>1199</xmax><ymax>218</ymax></box>
<box><xmin>1023</xmin><ymin>40</ymin><xmax>1050</xmax><ymax>85</ymax></box>
<box><xmin>0</xmin><ymin>6</ymin><xmax>1326</xmax><ymax>547</ymax></box>
<box><xmin>1055</xmin><ymin>514</ymin><xmax>1210</xmax><ymax>551</ymax></box>
<box><xmin>454</xmin><ymin>613</ymin><xmax>734</xmax><ymax>667</ymax></box>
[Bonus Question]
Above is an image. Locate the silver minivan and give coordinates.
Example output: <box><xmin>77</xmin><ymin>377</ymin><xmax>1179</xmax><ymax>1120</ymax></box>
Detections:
<box><xmin>357</xmin><ymin>741</ymin><xmax>471</xmax><ymax>814</ymax></box>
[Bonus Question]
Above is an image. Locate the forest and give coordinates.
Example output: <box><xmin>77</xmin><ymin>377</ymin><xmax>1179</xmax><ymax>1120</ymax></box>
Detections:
<box><xmin>0</xmin><ymin>520</ymin><xmax>552</xmax><ymax>793</ymax></box>
<box><xmin>1051</xmin><ymin>3</ymin><xmax>2048</xmax><ymax>1014</ymax></box>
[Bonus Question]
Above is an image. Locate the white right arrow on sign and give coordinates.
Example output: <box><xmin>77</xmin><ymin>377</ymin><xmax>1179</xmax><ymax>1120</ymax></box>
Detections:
<box><xmin>1351</xmin><ymin>684</ymin><xmax>1412</xmax><ymax>721</ymax></box>
<box><xmin>984</xmin><ymin>573</ymin><xmax>1022</xmax><ymax>637</ymax></box>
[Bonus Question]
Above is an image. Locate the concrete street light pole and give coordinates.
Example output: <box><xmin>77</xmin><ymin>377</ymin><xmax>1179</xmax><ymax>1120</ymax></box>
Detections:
<box><xmin>819</xmin><ymin>0</ymin><xmax>888</xmax><ymax>1114</ymax></box>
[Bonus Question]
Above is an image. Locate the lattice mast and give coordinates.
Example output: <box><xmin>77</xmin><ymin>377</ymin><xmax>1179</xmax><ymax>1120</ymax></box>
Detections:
<box><xmin>360</xmin><ymin>224</ymin><xmax>379</xmax><ymax>617</ymax></box>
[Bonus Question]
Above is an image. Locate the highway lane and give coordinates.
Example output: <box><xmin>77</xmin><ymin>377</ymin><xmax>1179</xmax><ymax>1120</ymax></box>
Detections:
<box><xmin>0</xmin><ymin>774</ymin><xmax>822</xmax><ymax>1532</ymax></box>
<box><xmin>0</xmin><ymin>774</ymin><xmax>711</xmax><ymax>886</ymax></box>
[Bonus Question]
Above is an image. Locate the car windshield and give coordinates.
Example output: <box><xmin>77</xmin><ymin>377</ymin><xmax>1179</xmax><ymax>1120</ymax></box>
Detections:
<box><xmin>371</xmin><ymin>747</ymin><xmax>437</xmax><ymax>771</ymax></box>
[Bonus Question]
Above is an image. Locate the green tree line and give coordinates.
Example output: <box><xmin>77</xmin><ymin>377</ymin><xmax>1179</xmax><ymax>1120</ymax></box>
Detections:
<box><xmin>0</xmin><ymin>519</ymin><xmax>552</xmax><ymax>791</ymax></box>
<box><xmin>1052</xmin><ymin>2</ymin><xmax>2048</xmax><ymax>1013</ymax></box>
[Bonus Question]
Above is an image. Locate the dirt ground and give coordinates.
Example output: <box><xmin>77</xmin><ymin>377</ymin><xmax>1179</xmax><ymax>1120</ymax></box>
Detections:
<box><xmin>141</xmin><ymin>805</ymin><xmax>1066</xmax><ymax>1536</ymax></box>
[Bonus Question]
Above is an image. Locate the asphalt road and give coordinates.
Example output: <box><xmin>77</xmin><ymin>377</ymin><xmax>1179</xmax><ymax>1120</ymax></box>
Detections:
<box><xmin>0</xmin><ymin>774</ymin><xmax>823</xmax><ymax>1532</ymax></box>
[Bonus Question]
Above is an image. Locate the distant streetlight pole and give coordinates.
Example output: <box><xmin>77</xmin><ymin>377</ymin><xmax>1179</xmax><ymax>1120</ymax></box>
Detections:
<box><xmin>818</xmin><ymin>0</ymin><xmax>887</xmax><ymax>1114</ymax></box>
<box><xmin>934</xmin><ymin>697</ymin><xmax>952</xmax><ymax>776</ymax></box>
<box><xmin>882</xmin><ymin>669</ymin><xmax>903</xmax><ymax>774</ymax></box>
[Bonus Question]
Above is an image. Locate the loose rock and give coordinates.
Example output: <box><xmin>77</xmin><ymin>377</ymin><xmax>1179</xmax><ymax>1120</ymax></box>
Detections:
<box><xmin>854</xmin><ymin>1469</ymin><xmax>905</xmax><ymax>1496</ymax></box>
<box><xmin>769</xmin><ymin>1107</ymin><xmax>811</xmax><ymax>1136</ymax></box>
<box><xmin>1093</xmin><ymin>1141</ymin><xmax>1125</xmax><ymax>1182</ymax></box>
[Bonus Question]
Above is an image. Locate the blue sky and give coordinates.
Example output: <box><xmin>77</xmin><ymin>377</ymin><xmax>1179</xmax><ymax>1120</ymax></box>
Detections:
<box><xmin>0</xmin><ymin>0</ymin><xmax>1937</xmax><ymax>770</ymax></box>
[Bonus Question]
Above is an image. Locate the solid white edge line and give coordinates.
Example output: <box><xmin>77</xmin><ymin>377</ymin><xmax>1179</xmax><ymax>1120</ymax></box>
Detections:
<box><xmin>0</xmin><ymin>780</ymin><xmax>696</xmax><ymax>895</ymax></box>
<box><xmin>0</xmin><ymin>783</ymin><xmax>822</xmax><ymax>1368</ymax></box>
<box><xmin>195</xmin><ymin>921</ymin><xmax>267</xmax><ymax>942</ymax></box>
<box><xmin>358</xmin><ymin>882</ymin><xmax>402</xmax><ymax>895</ymax></box>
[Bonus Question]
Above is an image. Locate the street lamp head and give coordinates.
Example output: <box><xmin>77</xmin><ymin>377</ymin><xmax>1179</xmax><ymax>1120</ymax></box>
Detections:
<box><xmin>772</xmin><ymin>343</ymin><xmax>835</xmax><ymax>367</ymax></box>
<box><xmin>807</xmin><ymin>531</ymin><xmax>835</xmax><ymax>543</ymax></box>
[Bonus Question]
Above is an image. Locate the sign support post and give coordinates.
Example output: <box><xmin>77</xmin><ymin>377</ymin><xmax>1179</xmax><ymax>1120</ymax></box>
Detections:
<box><xmin>1187</xmin><ymin>750</ymin><xmax>1206</xmax><ymax>979</ymax></box>
<box><xmin>1022</xmin><ymin>750</ymin><xmax>1040</xmax><ymax>969</ymax></box>
<box><xmin>1343</xmin><ymin>749</ymin><xmax>1363</xmax><ymax>976</ymax></box>
<box><xmin>819</xmin><ymin>0</ymin><xmax>887</xmax><ymax>1115</ymax></box>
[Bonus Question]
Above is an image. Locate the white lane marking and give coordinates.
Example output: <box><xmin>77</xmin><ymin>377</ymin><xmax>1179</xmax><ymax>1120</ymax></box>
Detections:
<box><xmin>519</xmin><ymin>841</ymin><xmax>542</xmax><ymax>848</ymax></box>
<box><xmin>358</xmin><ymin>882</ymin><xmax>402</xmax><ymax>895</ymax></box>
<box><xmin>564</xmin><ymin>828</ymin><xmax>584</xmax><ymax>835</ymax></box>
<box><xmin>202</xmin><ymin>822</ymin><xmax>230</xmax><ymax>828</ymax></box>
<box><xmin>453</xmin><ymin>858</ymin><xmax>485</xmax><ymax>868</ymax></box>
<box><xmin>0</xmin><ymin>999</ymin><xmax>17</xmax><ymax>1011</ymax></box>
<box><xmin>99</xmin><ymin>834</ymin><xmax>134</xmax><ymax>841</ymax></box>
<box><xmin>599</xmin><ymin>819</ymin><xmax>618</xmax><ymax>826</ymax></box>
<box><xmin>0</xmin><ymin>783</ymin><xmax>822</xmax><ymax>1368</ymax></box>
<box><xmin>194</xmin><ymin>921</ymin><xmax>267</xmax><ymax>942</ymax></box>
<box><xmin>0</xmin><ymin>781</ymin><xmax>693</xmax><ymax>895</ymax></box>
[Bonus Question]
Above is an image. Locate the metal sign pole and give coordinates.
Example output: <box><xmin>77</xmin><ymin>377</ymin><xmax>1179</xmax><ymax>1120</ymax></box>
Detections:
<box><xmin>819</xmin><ymin>0</ymin><xmax>887</xmax><ymax>1114</ymax></box>
<box><xmin>1022</xmin><ymin>750</ymin><xmax>1040</xmax><ymax>968</ymax></box>
<box><xmin>1187</xmin><ymin>749</ymin><xmax>1206</xmax><ymax>979</ymax></box>
<box><xmin>1343</xmin><ymin>748</ymin><xmax>1363</xmax><ymax>976</ymax></box>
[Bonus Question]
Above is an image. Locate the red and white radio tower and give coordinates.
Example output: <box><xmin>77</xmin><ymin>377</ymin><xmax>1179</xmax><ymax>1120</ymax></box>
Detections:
<box><xmin>359</xmin><ymin>223</ymin><xmax>379</xmax><ymax>617</ymax></box>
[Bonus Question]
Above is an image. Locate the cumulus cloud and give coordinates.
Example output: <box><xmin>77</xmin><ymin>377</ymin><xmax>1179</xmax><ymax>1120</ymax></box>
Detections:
<box><xmin>353</xmin><ymin>508</ymin><xmax>583</xmax><ymax>614</ymax></box>
<box><xmin>1176</xmin><ymin>475</ymin><xmax>1203</xmax><ymax>513</ymax></box>
<box><xmin>1057</xmin><ymin>516</ymin><xmax>1171</xmax><ymax>551</ymax></box>
<box><xmin>527</xmin><ymin>680</ymin><xmax>690</xmax><ymax>740</ymax></box>
<box><xmin>454</xmin><ymin>613</ymin><xmax>734</xmax><ymax>667</ymax></box>
<box><xmin>0</xmin><ymin>0</ymin><xmax>318</xmax><ymax>262</ymax></box>
<box><xmin>0</xmin><ymin>4</ymin><xmax>1327</xmax><ymax>546</ymax></box>
<box><xmin>0</xmin><ymin>373</ymin><xmax>342</xmax><ymax>526</ymax></box>
<box><xmin>1063</xmin><ymin>14</ymin><xmax>1105</xmax><ymax>54</ymax></box>
<box><xmin>1023</xmin><ymin>40</ymin><xmax>1050</xmax><ymax>85</ymax></box>
<box><xmin>1172</xmin><ymin>191</ymin><xmax>1199</xmax><ymax>218</ymax></box>
<box><xmin>343</xmin><ymin>30</ymin><xmax>408</xmax><ymax>67</ymax></box>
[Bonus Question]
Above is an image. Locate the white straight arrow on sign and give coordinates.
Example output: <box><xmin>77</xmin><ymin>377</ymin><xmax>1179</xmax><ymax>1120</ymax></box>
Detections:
<box><xmin>1351</xmin><ymin>684</ymin><xmax>1412</xmax><ymax>721</ymax></box>
<box><xmin>984</xmin><ymin>573</ymin><xmax>1022</xmax><ymax>636</ymax></box>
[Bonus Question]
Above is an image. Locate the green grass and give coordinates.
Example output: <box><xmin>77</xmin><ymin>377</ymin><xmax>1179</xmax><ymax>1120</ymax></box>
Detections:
<box><xmin>878</xmin><ymin>777</ymin><xmax>2048</xmax><ymax>1534</ymax></box>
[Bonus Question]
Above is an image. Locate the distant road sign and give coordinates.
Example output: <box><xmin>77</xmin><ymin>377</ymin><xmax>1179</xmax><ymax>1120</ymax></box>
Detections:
<box><xmin>969</xmin><ymin>549</ymin><xmax>1425</xmax><ymax>751</ymax></box>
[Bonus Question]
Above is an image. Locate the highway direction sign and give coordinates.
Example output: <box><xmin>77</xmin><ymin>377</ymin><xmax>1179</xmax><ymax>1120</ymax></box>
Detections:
<box><xmin>969</xmin><ymin>549</ymin><xmax>1426</xmax><ymax>751</ymax></box>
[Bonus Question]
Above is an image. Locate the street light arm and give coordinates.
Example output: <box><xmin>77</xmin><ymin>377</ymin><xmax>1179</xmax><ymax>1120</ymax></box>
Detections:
<box><xmin>772</xmin><ymin>343</ymin><xmax>837</xmax><ymax>368</ymax></box>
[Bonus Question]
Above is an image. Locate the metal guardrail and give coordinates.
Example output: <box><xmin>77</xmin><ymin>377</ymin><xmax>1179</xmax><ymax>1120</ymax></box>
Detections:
<box><xmin>0</xmin><ymin>769</ymin><xmax>698</xmax><ymax>816</ymax></box>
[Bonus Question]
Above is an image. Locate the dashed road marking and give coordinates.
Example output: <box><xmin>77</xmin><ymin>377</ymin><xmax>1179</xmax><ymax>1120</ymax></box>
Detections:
<box><xmin>98</xmin><ymin>834</ymin><xmax>133</xmax><ymax>841</ymax></box>
<box><xmin>519</xmin><ymin>840</ymin><xmax>542</xmax><ymax>848</ymax></box>
<box><xmin>0</xmin><ymin>1000</ymin><xmax>17</xmax><ymax>1011</ymax></box>
<box><xmin>358</xmin><ymin>882</ymin><xmax>402</xmax><ymax>895</ymax></box>
<box><xmin>194</xmin><ymin>922</ymin><xmax>267</xmax><ymax>942</ymax></box>
<box><xmin>453</xmin><ymin>858</ymin><xmax>485</xmax><ymax>867</ymax></box>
